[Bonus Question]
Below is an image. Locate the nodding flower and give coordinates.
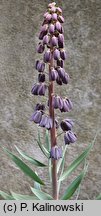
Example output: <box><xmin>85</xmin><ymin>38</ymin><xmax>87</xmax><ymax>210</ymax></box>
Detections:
<box><xmin>50</xmin><ymin>146</ymin><xmax>62</xmax><ymax>160</ymax></box>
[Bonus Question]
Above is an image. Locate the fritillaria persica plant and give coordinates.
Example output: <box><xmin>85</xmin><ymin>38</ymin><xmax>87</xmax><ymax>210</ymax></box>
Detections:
<box><xmin>30</xmin><ymin>2</ymin><xmax>77</xmax><ymax>199</ymax></box>
<box><xmin>0</xmin><ymin>2</ymin><xmax>96</xmax><ymax>201</ymax></box>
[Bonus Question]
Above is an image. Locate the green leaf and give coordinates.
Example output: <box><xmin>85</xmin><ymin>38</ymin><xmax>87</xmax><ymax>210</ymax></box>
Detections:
<box><xmin>0</xmin><ymin>191</ymin><xmax>14</xmax><ymax>200</ymax></box>
<box><xmin>3</xmin><ymin>148</ymin><xmax>45</xmax><ymax>185</ymax></box>
<box><xmin>15</xmin><ymin>146</ymin><xmax>46</xmax><ymax>167</ymax></box>
<box><xmin>31</xmin><ymin>187</ymin><xmax>53</xmax><ymax>200</ymax></box>
<box><xmin>59</xmin><ymin>143</ymin><xmax>93</xmax><ymax>182</ymax></box>
<box><xmin>34</xmin><ymin>171</ymin><xmax>41</xmax><ymax>190</ymax></box>
<box><xmin>61</xmin><ymin>171</ymin><xmax>85</xmax><ymax>200</ymax></box>
<box><xmin>37</xmin><ymin>131</ymin><xmax>49</xmax><ymax>158</ymax></box>
<box><xmin>45</xmin><ymin>130</ymin><xmax>50</xmax><ymax>152</ymax></box>
<box><xmin>96</xmin><ymin>194</ymin><xmax>101</xmax><ymax>200</ymax></box>
<box><xmin>11</xmin><ymin>191</ymin><xmax>39</xmax><ymax>200</ymax></box>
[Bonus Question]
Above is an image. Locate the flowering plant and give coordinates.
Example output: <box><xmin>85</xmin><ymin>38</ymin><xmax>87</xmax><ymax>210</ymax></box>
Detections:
<box><xmin>0</xmin><ymin>2</ymin><xmax>98</xmax><ymax>200</ymax></box>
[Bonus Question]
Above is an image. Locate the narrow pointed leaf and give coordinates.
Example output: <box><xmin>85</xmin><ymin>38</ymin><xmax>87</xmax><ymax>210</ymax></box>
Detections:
<box><xmin>59</xmin><ymin>143</ymin><xmax>93</xmax><ymax>182</ymax></box>
<box><xmin>0</xmin><ymin>191</ymin><xmax>14</xmax><ymax>200</ymax></box>
<box><xmin>61</xmin><ymin>171</ymin><xmax>85</xmax><ymax>200</ymax></box>
<box><xmin>3</xmin><ymin>148</ymin><xmax>45</xmax><ymax>185</ymax></box>
<box><xmin>11</xmin><ymin>191</ymin><xmax>39</xmax><ymax>200</ymax></box>
<box><xmin>37</xmin><ymin>131</ymin><xmax>49</xmax><ymax>158</ymax></box>
<box><xmin>15</xmin><ymin>146</ymin><xmax>46</xmax><ymax>167</ymax></box>
<box><xmin>31</xmin><ymin>187</ymin><xmax>53</xmax><ymax>200</ymax></box>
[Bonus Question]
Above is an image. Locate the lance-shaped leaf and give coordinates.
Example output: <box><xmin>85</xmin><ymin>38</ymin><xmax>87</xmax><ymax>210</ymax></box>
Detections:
<box><xmin>3</xmin><ymin>148</ymin><xmax>45</xmax><ymax>185</ymax></box>
<box><xmin>61</xmin><ymin>171</ymin><xmax>85</xmax><ymax>200</ymax></box>
<box><xmin>0</xmin><ymin>191</ymin><xmax>14</xmax><ymax>200</ymax></box>
<box><xmin>15</xmin><ymin>146</ymin><xmax>46</xmax><ymax>167</ymax></box>
<box><xmin>37</xmin><ymin>131</ymin><xmax>49</xmax><ymax>158</ymax></box>
<box><xmin>11</xmin><ymin>191</ymin><xmax>39</xmax><ymax>200</ymax></box>
<box><xmin>59</xmin><ymin>143</ymin><xmax>93</xmax><ymax>182</ymax></box>
<box><xmin>31</xmin><ymin>187</ymin><xmax>53</xmax><ymax>200</ymax></box>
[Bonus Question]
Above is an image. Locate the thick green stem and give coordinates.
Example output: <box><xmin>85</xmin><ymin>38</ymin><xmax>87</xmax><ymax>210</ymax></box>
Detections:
<box><xmin>48</xmin><ymin>55</ymin><xmax>58</xmax><ymax>200</ymax></box>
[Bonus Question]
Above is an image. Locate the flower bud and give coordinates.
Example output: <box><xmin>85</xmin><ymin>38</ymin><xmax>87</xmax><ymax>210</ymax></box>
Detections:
<box><xmin>56</xmin><ymin>75</ymin><xmax>63</xmax><ymax>85</ymax></box>
<box><xmin>57</xmin><ymin>59</ymin><xmax>64</xmax><ymax>68</ymax></box>
<box><xmin>51</xmin><ymin>36</ymin><xmax>58</xmax><ymax>47</ymax></box>
<box><xmin>30</xmin><ymin>111</ymin><xmax>42</xmax><ymax>123</ymax></box>
<box><xmin>58</xmin><ymin>34</ymin><xmax>64</xmax><ymax>48</ymax></box>
<box><xmin>44</xmin><ymin>50</ymin><xmax>51</xmax><ymax>63</ymax></box>
<box><xmin>43</xmin><ymin>35</ymin><xmax>49</xmax><ymax>45</ymax></box>
<box><xmin>34</xmin><ymin>103</ymin><xmax>45</xmax><ymax>112</ymax></box>
<box><xmin>49</xmin><ymin>24</ymin><xmax>55</xmax><ymax>34</ymax></box>
<box><xmin>65</xmin><ymin>98</ymin><xmax>73</xmax><ymax>110</ymax></box>
<box><xmin>48</xmin><ymin>2</ymin><xmax>56</xmax><ymax>8</ymax></box>
<box><xmin>57</xmin><ymin>67</ymin><xmax>65</xmax><ymax>79</ymax></box>
<box><xmin>62</xmin><ymin>73</ymin><xmax>69</xmax><ymax>84</ymax></box>
<box><xmin>58</xmin><ymin>15</ymin><xmax>64</xmax><ymax>23</ymax></box>
<box><xmin>60</xmin><ymin>49</ymin><xmax>66</xmax><ymax>60</ymax></box>
<box><xmin>53</xmin><ymin>49</ymin><xmax>60</xmax><ymax>60</ymax></box>
<box><xmin>49</xmin><ymin>6</ymin><xmax>56</xmax><ymax>13</ymax></box>
<box><xmin>44</xmin><ymin>13</ymin><xmax>52</xmax><ymax>22</ymax></box>
<box><xmin>49</xmin><ymin>68</ymin><xmax>58</xmax><ymax>81</ymax></box>
<box><xmin>60</xmin><ymin>119</ymin><xmax>74</xmax><ymax>131</ymax></box>
<box><xmin>50</xmin><ymin>146</ymin><xmax>62</xmax><ymax>160</ymax></box>
<box><xmin>56</xmin><ymin>7</ymin><xmax>62</xmax><ymax>14</ymax></box>
<box><xmin>37</xmin><ymin>43</ymin><xmax>45</xmax><ymax>53</ymax></box>
<box><xmin>52</xmin><ymin>13</ymin><xmax>58</xmax><ymax>21</ymax></box>
<box><xmin>38</xmin><ymin>74</ymin><xmax>45</xmax><ymax>82</ymax></box>
<box><xmin>64</xmin><ymin>131</ymin><xmax>77</xmax><ymax>145</ymax></box>
<box><xmin>55</xmin><ymin>21</ymin><xmax>62</xmax><ymax>32</ymax></box>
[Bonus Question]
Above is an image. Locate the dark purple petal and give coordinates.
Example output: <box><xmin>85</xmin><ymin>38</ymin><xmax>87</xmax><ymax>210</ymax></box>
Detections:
<box><xmin>58</xmin><ymin>33</ymin><xmax>64</xmax><ymax>48</ymax></box>
<box><xmin>37</xmin><ymin>84</ymin><xmax>47</xmax><ymax>96</ymax></box>
<box><xmin>58</xmin><ymin>15</ymin><xmax>64</xmax><ymax>23</ymax></box>
<box><xmin>49</xmin><ymin>24</ymin><xmax>55</xmax><ymax>34</ymax></box>
<box><xmin>44</xmin><ymin>50</ymin><xmax>51</xmax><ymax>63</ymax></box>
<box><xmin>57</xmin><ymin>67</ymin><xmax>65</xmax><ymax>79</ymax></box>
<box><xmin>52</xmin><ymin>13</ymin><xmax>58</xmax><ymax>21</ymax></box>
<box><xmin>31</xmin><ymin>84</ymin><xmax>39</xmax><ymax>95</ymax></box>
<box><xmin>49</xmin><ymin>68</ymin><xmax>58</xmax><ymax>81</ymax></box>
<box><xmin>37</xmin><ymin>43</ymin><xmax>45</xmax><ymax>53</ymax></box>
<box><xmin>51</xmin><ymin>36</ymin><xmax>58</xmax><ymax>47</ymax></box>
<box><xmin>45</xmin><ymin>117</ymin><xmax>53</xmax><ymax>130</ymax></box>
<box><xmin>57</xmin><ymin>59</ymin><xmax>64</xmax><ymax>68</ymax></box>
<box><xmin>53</xmin><ymin>49</ymin><xmax>60</xmax><ymax>60</ymax></box>
<box><xmin>56</xmin><ymin>7</ymin><xmax>62</xmax><ymax>14</ymax></box>
<box><xmin>53</xmin><ymin>96</ymin><xmax>59</xmax><ymax>109</ymax></box>
<box><xmin>35</xmin><ymin>60</ymin><xmax>39</xmax><ymax>70</ymax></box>
<box><xmin>60</xmin><ymin>119</ymin><xmax>74</xmax><ymax>131</ymax></box>
<box><xmin>56</xmin><ymin>75</ymin><xmax>63</xmax><ymax>85</ymax></box>
<box><xmin>57</xmin><ymin>96</ymin><xmax>63</xmax><ymax>109</ymax></box>
<box><xmin>38</xmin><ymin>74</ymin><xmax>45</xmax><ymax>82</ymax></box>
<box><xmin>36</xmin><ymin>61</ymin><xmax>45</xmax><ymax>72</ymax></box>
<box><xmin>34</xmin><ymin>103</ymin><xmax>45</xmax><ymax>112</ymax></box>
<box><xmin>50</xmin><ymin>146</ymin><xmax>62</xmax><ymax>160</ymax></box>
<box><xmin>64</xmin><ymin>131</ymin><xmax>77</xmax><ymax>145</ymax></box>
<box><xmin>65</xmin><ymin>98</ymin><xmax>73</xmax><ymax>110</ymax></box>
<box><xmin>43</xmin><ymin>35</ymin><xmax>49</xmax><ymax>45</ymax></box>
<box><xmin>39</xmin><ymin>115</ymin><xmax>48</xmax><ymax>127</ymax></box>
<box><xmin>60</xmin><ymin>49</ymin><xmax>66</xmax><ymax>60</ymax></box>
<box><xmin>30</xmin><ymin>111</ymin><xmax>42</xmax><ymax>123</ymax></box>
<box><xmin>62</xmin><ymin>73</ymin><xmax>69</xmax><ymax>84</ymax></box>
<box><xmin>55</xmin><ymin>21</ymin><xmax>62</xmax><ymax>32</ymax></box>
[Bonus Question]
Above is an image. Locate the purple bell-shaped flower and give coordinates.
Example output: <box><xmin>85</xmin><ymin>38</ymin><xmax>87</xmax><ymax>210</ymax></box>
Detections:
<box><xmin>50</xmin><ymin>146</ymin><xmax>62</xmax><ymax>160</ymax></box>
<box><xmin>64</xmin><ymin>131</ymin><xmax>77</xmax><ymax>145</ymax></box>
